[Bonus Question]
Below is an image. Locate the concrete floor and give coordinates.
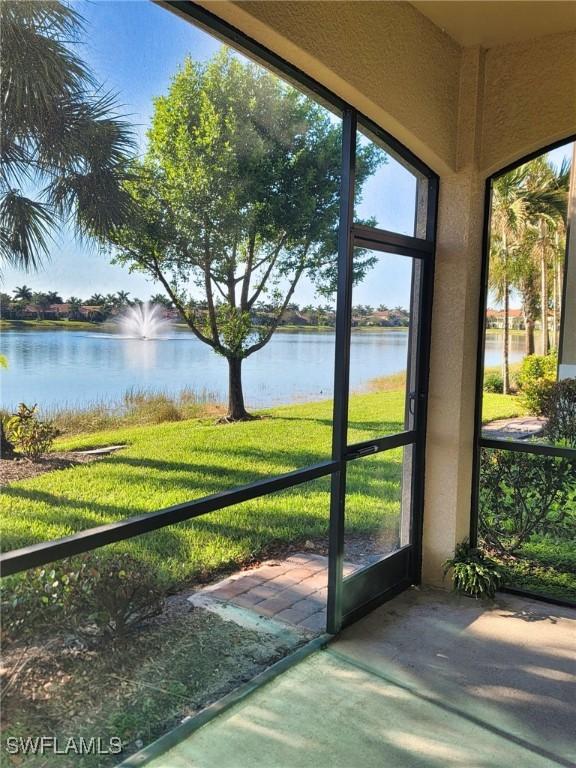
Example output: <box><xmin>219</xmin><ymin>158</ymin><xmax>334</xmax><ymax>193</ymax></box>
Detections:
<box><xmin>146</xmin><ymin>588</ymin><xmax>575</xmax><ymax>768</ymax></box>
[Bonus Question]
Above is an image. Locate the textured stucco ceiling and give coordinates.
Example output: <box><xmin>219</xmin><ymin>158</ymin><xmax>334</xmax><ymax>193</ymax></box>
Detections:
<box><xmin>411</xmin><ymin>1</ymin><xmax>576</xmax><ymax>47</ymax></box>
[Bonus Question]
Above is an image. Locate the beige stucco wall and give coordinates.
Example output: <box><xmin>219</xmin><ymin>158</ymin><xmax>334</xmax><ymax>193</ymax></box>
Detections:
<box><xmin>424</xmin><ymin>46</ymin><xmax>486</xmax><ymax>581</ymax></box>
<box><xmin>481</xmin><ymin>31</ymin><xmax>576</xmax><ymax>174</ymax></box>
<box><xmin>191</xmin><ymin>1</ymin><xmax>576</xmax><ymax>583</ymax></box>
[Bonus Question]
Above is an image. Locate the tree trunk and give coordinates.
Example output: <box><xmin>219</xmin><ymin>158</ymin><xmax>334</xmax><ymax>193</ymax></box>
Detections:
<box><xmin>226</xmin><ymin>357</ymin><xmax>252</xmax><ymax>421</ymax></box>
<box><xmin>1</xmin><ymin>422</ymin><xmax>15</xmax><ymax>459</ymax></box>
<box><xmin>540</xmin><ymin>229</ymin><xmax>549</xmax><ymax>355</ymax></box>
<box><xmin>525</xmin><ymin>317</ymin><xmax>535</xmax><ymax>356</ymax></box>
<box><xmin>553</xmin><ymin>248</ymin><xmax>561</xmax><ymax>350</ymax></box>
<box><xmin>503</xmin><ymin>279</ymin><xmax>510</xmax><ymax>394</ymax></box>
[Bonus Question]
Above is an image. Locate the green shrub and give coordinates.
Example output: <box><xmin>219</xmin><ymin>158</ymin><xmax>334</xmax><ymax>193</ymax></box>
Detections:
<box><xmin>520</xmin><ymin>535</ymin><xmax>576</xmax><ymax>572</ymax></box>
<box><xmin>517</xmin><ymin>352</ymin><xmax>557</xmax><ymax>414</ymax></box>
<box><xmin>5</xmin><ymin>403</ymin><xmax>59</xmax><ymax>458</ymax></box>
<box><xmin>1</xmin><ymin>553</ymin><xmax>166</xmax><ymax>644</ymax></box>
<box><xmin>541</xmin><ymin>378</ymin><xmax>576</xmax><ymax>447</ymax></box>
<box><xmin>502</xmin><ymin>561</ymin><xmax>576</xmax><ymax>602</ymax></box>
<box><xmin>443</xmin><ymin>540</ymin><xmax>503</xmax><ymax>599</ymax></box>
<box><xmin>517</xmin><ymin>351</ymin><xmax>557</xmax><ymax>385</ymax></box>
<box><xmin>479</xmin><ymin>448</ymin><xmax>576</xmax><ymax>554</ymax></box>
<box><xmin>1</xmin><ymin>561</ymin><xmax>80</xmax><ymax>642</ymax></box>
<box><xmin>483</xmin><ymin>372</ymin><xmax>504</xmax><ymax>393</ymax></box>
<box><xmin>77</xmin><ymin>552</ymin><xmax>166</xmax><ymax>637</ymax></box>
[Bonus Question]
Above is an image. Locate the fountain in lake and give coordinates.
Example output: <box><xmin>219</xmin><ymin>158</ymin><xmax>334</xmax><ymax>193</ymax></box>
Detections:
<box><xmin>119</xmin><ymin>302</ymin><xmax>171</xmax><ymax>339</ymax></box>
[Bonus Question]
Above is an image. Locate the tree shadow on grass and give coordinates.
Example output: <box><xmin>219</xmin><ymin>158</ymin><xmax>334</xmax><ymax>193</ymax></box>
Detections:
<box><xmin>103</xmin><ymin>448</ymin><xmax>403</xmax><ymax>508</ymax></box>
<box><xmin>268</xmin><ymin>412</ymin><xmax>404</xmax><ymax>436</ymax></box>
<box><xmin>3</xmin><ymin>439</ymin><xmax>404</xmax><ymax>569</ymax></box>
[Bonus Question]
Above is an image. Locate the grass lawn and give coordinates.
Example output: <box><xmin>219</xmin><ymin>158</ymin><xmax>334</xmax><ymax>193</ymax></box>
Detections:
<box><xmin>0</xmin><ymin>319</ymin><xmax>110</xmax><ymax>331</ymax></box>
<box><xmin>501</xmin><ymin>549</ymin><xmax>576</xmax><ymax>603</ymax></box>
<box><xmin>492</xmin><ymin>534</ymin><xmax>576</xmax><ymax>603</ymax></box>
<box><xmin>2</xmin><ymin>390</ymin><xmax>525</xmax><ymax>587</ymax></box>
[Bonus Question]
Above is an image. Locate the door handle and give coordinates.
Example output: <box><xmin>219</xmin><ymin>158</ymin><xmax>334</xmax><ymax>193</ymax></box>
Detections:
<box><xmin>350</xmin><ymin>444</ymin><xmax>379</xmax><ymax>459</ymax></box>
<box><xmin>409</xmin><ymin>391</ymin><xmax>424</xmax><ymax>416</ymax></box>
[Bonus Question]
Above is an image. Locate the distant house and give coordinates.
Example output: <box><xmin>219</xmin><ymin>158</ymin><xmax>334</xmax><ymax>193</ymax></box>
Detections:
<box><xmin>354</xmin><ymin>309</ymin><xmax>410</xmax><ymax>327</ymax></box>
<box><xmin>279</xmin><ymin>308</ymin><xmax>309</xmax><ymax>326</ymax></box>
<box><xmin>485</xmin><ymin>308</ymin><xmax>525</xmax><ymax>330</ymax></box>
<box><xmin>79</xmin><ymin>305</ymin><xmax>108</xmax><ymax>321</ymax></box>
<box><xmin>368</xmin><ymin>310</ymin><xmax>391</xmax><ymax>324</ymax></box>
<box><xmin>20</xmin><ymin>303</ymin><xmax>108</xmax><ymax>321</ymax></box>
<box><xmin>485</xmin><ymin>308</ymin><xmax>558</xmax><ymax>332</ymax></box>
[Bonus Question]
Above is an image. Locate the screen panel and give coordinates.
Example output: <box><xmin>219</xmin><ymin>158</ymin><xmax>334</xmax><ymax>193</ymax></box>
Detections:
<box><xmin>1</xmin><ymin>478</ymin><xmax>330</xmax><ymax>765</ymax></box>
<box><xmin>346</xmin><ymin>248</ymin><xmax>418</xmax><ymax>444</ymax></box>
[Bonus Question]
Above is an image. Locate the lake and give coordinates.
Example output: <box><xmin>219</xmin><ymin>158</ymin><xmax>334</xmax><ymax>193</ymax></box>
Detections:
<box><xmin>0</xmin><ymin>327</ymin><xmax>526</xmax><ymax>411</ymax></box>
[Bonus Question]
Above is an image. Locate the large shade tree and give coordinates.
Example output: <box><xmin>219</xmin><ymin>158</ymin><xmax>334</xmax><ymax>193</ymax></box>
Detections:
<box><xmin>111</xmin><ymin>51</ymin><xmax>382</xmax><ymax>420</ymax></box>
<box><xmin>0</xmin><ymin>1</ymin><xmax>135</xmax><ymax>271</ymax></box>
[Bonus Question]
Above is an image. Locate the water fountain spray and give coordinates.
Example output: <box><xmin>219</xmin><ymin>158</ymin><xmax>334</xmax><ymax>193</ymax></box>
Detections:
<box><xmin>119</xmin><ymin>302</ymin><xmax>171</xmax><ymax>339</ymax></box>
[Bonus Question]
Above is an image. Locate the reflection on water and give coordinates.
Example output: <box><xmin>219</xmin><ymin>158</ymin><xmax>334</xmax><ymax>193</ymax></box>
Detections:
<box><xmin>484</xmin><ymin>332</ymin><xmax>529</xmax><ymax>368</ymax></box>
<box><xmin>121</xmin><ymin>337</ymin><xmax>162</xmax><ymax>370</ymax></box>
<box><xmin>0</xmin><ymin>328</ymin><xmax>529</xmax><ymax>411</ymax></box>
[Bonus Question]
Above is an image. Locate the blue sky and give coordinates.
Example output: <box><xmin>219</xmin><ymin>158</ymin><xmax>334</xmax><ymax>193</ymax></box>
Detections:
<box><xmin>2</xmin><ymin>1</ymin><xmax>572</xmax><ymax>312</ymax></box>
<box><xmin>3</xmin><ymin>0</ymin><xmax>420</xmax><ymax>308</ymax></box>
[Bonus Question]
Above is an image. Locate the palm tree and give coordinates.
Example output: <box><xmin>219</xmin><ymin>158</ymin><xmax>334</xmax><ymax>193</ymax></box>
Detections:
<box><xmin>490</xmin><ymin>166</ymin><xmax>530</xmax><ymax>393</ymax></box>
<box><xmin>13</xmin><ymin>284</ymin><xmax>33</xmax><ymax>303</ymax></box>
<box><xmin>0</xmin><ymin>1</ymin><xmax>135</xmax><ymax>272</ymax></box>
<box><xmin>46</xmin><ymin>291</ymin><xmax>62</xmax><ymax>304</ymax></box>
<box><xmin>490</xmin><ymin>156</ymin><xmax>568</xmax><ymax>388</ymax></box>
<box><xmin>150</xmin><ymin>293</ymin><xmax>173</xmax><ymax>308</ymax></box>
<box><xmin>88</xmin><ymin>293</ymin><xmax>105</xmax><ymax>305</ymax></box>
<box><xmin>513</xmin><ymin>230</ymin><xmax>540</xmax><ymax>355</ymax></box>
<box><xmin>116</xmin><ymin>290</ymin><xmax>131</xmax><ymax>306</ymax></box>
<box><xmin>67</xmin><ymin>296</ymin><xmax>83</xmax><ymax>320</ymax></box>
<box><xmin>0</xmin><ymin>292</ymin><xmax>14</xmax><ymax>319</ymax></box>
<box><xmin>31</xmin><ymin>292</ymin><xmax>52</xmax><ymax>319</ymax></box>
<box><xmin>523</xmin><ymin>156</ymin><xmax>569</xmax><ymax>355</ymax></box>
<box><xmin>551</xmin><ymin>230</ymin><xmax>565</xmax><ymax>350</ymax></box>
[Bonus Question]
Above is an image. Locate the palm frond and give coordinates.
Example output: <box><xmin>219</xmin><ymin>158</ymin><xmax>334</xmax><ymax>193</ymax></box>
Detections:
<box><xmin>1</xmin><ymin>1</ymin><xmax>85</xmax><ymax>39</ymax></box>
<box><xmin>0</xmin><ymin>1</ymin><xmax>136</xmax><ymax>271</ymax></box>
<box><xmin>0</xmin><ymin>191</ymin><xmax>54</xmax><ymax>271</ymax></box>
<box><xmin>1</xmin><ymin>6</ymin><xmax>92</xmax><ymax>131</ymax></box>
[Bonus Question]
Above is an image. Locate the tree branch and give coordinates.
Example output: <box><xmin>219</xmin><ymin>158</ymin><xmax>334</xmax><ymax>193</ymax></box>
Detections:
<box><xmin>240</xmin><ymin>229</ymin><xmax>256</xmax><ymax>309</ymax></box>
<box><xmin>227</xmin><ymin>234</ymin><xmax>238</xmax><ymax>308</ymax></box>
<box><xmin>146</xmin><ymin>252</ymin><xmax>217</xmax><ymax>350</ymax></box>
<box><xmin>202</xmin><ymin>228</ymin><xmax>221</xmax><ymax>348</ymax></box>
<box><xmin>245</xmin><ymin>253</ymin><xmax>307</xmax><ymax>357</ymax></box>
<box><xmin>247</xmin><ymin>233</ymin><xmax>288</xmax><ymax>309</ymax></box>
<box><xmin>209</xmin><ymin>272</ymin><xmax>229</xmax><ymax>301</ymax></box>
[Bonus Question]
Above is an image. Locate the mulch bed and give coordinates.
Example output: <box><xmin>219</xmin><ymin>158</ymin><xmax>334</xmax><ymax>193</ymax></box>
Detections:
<box><xmin>1</xmin><ymin>597</ymin><xmax>305</xmax><ymax>767</ymax></box>
<box><xmin>0</xmin><ymin>452</ymin><xmax>102</xmax><ymax>487</ymax></box>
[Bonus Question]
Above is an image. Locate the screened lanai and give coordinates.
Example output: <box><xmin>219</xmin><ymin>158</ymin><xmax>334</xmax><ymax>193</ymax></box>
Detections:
<box><xmin>0</xmin><ymin>2</ymin><xmax>574</xmax><ymax>766</ymax></box>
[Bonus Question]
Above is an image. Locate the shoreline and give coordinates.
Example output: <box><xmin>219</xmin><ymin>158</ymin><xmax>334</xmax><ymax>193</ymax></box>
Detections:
<box><xmin>0</xmin><ymin>318</ymin><xmax>115</xmax><ymax>331</ymax></box>
<box><xmin>2</xmin><ymin>319</ymin><xmax>535</xmax><ymax>335</ymax></box>
<box><xmin>0</xmin><ymin>319</ymin><xmax>410</xmax><ymax>333</ymax></box>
